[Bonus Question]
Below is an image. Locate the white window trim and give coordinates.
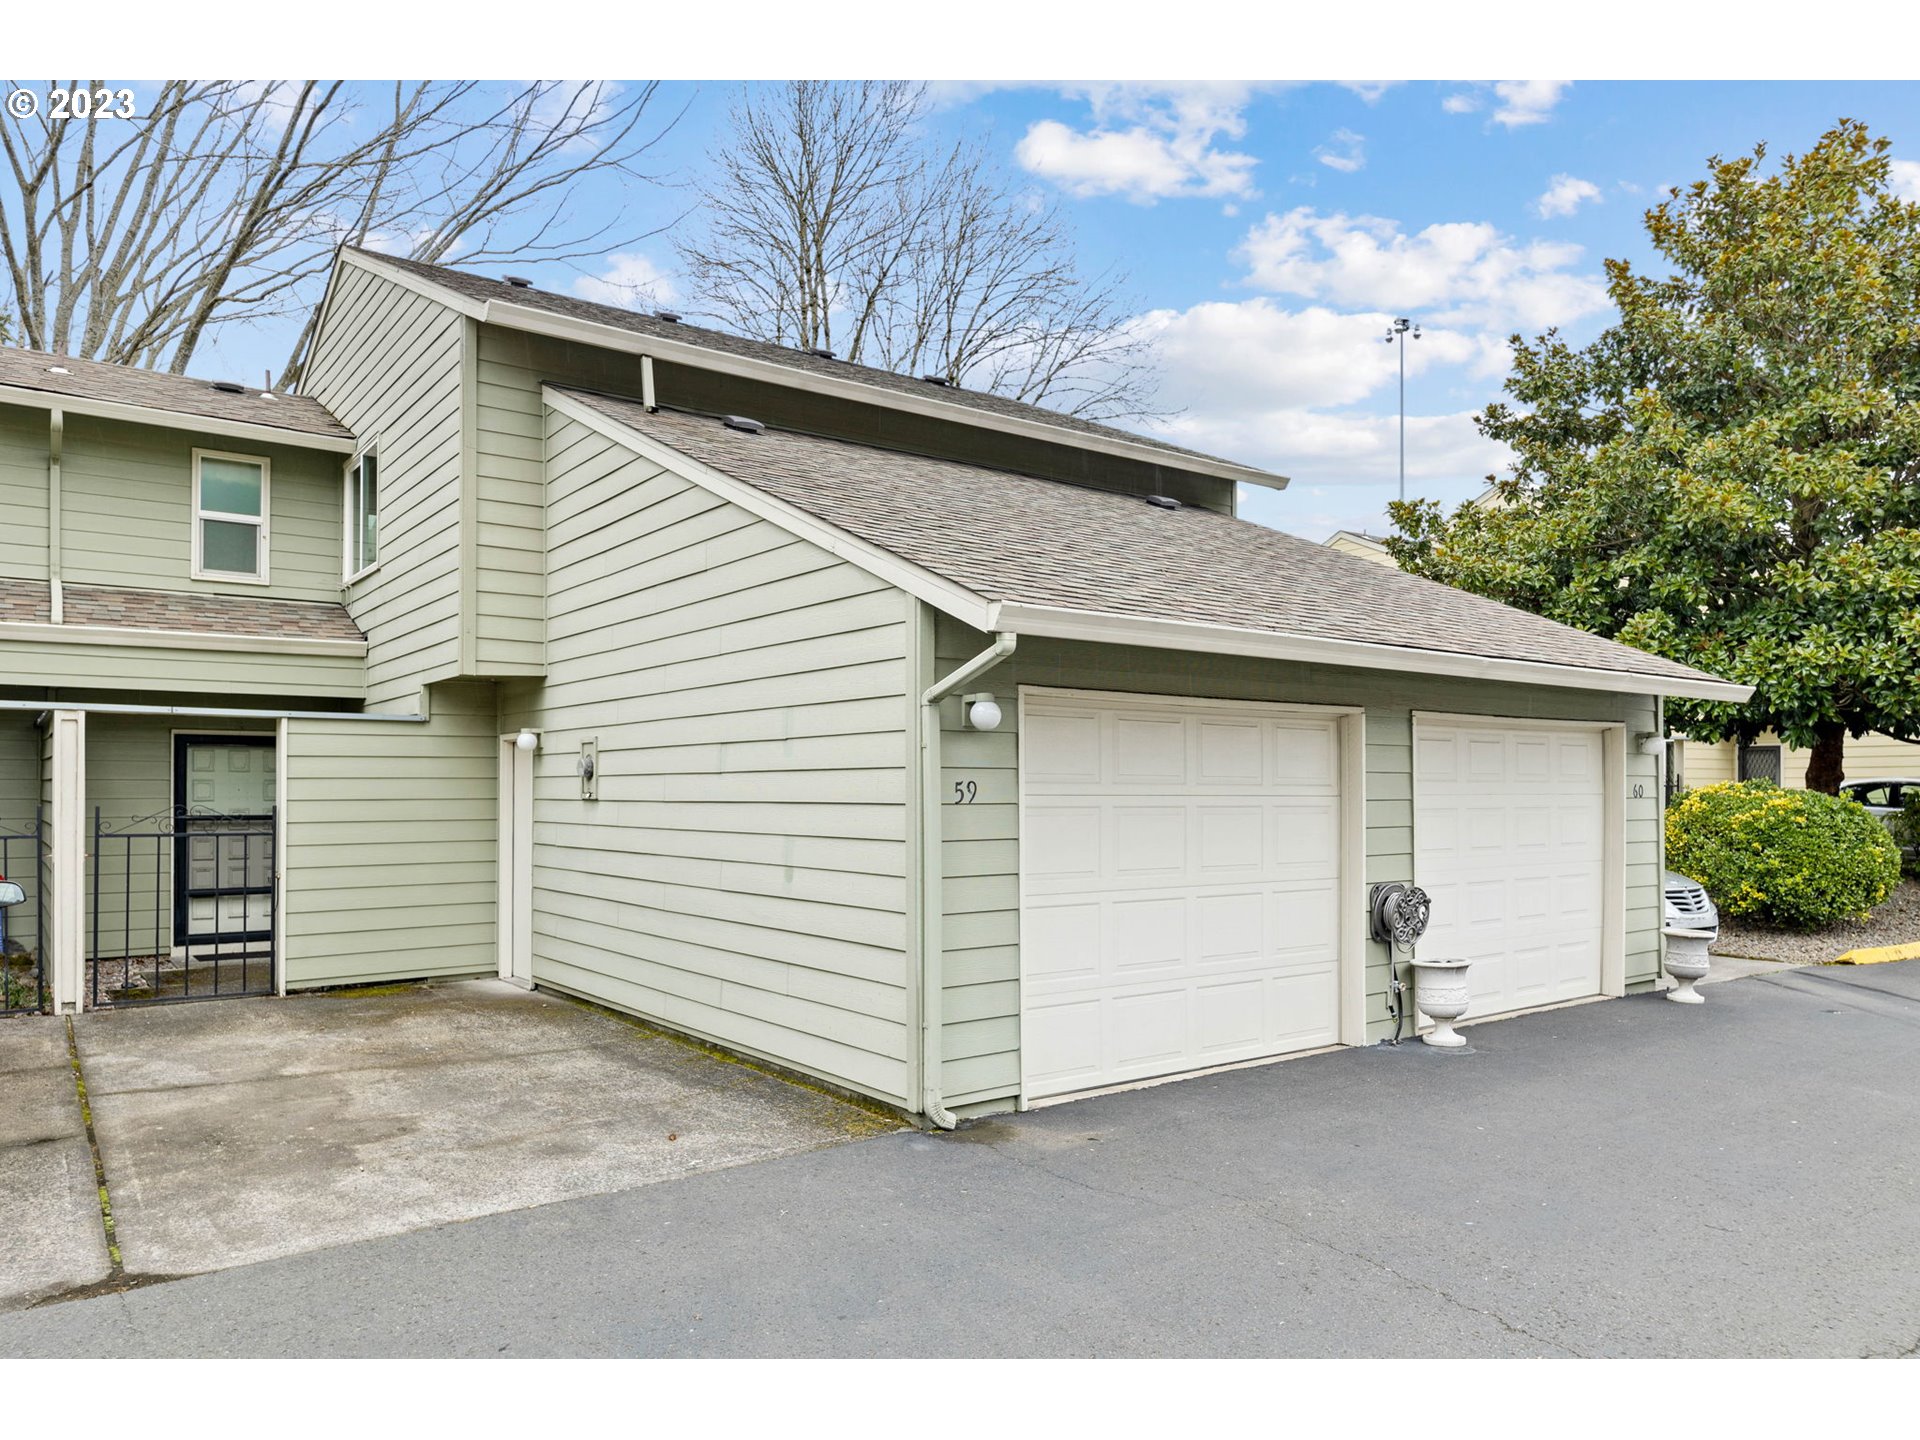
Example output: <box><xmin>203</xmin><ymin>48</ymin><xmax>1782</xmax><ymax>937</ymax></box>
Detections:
<box><xmin>191</xmin><ymin>447</ymin><xmax>271</xmax><ymax>585</ymax></box>
<box><xmin>342</xmin><ymin>444</ymin><xmax>380</xmax><ymax>584</ymax></box>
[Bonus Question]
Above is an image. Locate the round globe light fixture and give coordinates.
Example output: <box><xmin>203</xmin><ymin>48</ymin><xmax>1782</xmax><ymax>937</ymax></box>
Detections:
<box><xmin>514</xmin><ymin>729</ymin><xmax>539</xmax><ymax>752</ymax></box>
<box><xmin>964</xmin><ymin>694</ymin><xmax>1002</xmax><ymax>732</ymax></box>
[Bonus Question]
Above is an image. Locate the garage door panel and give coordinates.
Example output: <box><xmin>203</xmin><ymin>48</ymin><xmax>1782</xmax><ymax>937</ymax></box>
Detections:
<box><xmin>1416</xmin><ymin>722</ymin><xmax>1605</xmax><ymax>1020</ymax></box>
<box><xmin>1022</xmin><ymin>694</ymin><xmax>1346</xmax><ymax>1098</ymax></box>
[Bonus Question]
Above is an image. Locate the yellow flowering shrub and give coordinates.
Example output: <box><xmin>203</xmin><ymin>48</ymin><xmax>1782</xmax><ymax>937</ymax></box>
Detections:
<box><xmin>1666</xmin><ymin>781</ymin><xmax>1899</xmax><ymax>930</ymax></box>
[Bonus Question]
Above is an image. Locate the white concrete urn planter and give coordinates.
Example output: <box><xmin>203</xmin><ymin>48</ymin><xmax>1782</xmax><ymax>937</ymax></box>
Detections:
<box><xmin>1410</xmin><ymin>958</ymin><xmax>1473</xmax><ymax>1048</ymax></box>
<box><xmin>1662</xmin><ymin>928</ymin><xmax>1714</xmax><ymax>1004</ymax></box>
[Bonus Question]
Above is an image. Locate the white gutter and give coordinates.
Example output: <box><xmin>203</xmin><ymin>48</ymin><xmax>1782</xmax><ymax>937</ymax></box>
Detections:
<box><xmin>0</xmin><ymin>383</ymin><xmax>355</xmax><ymax>454</ymax></box>
<box><xmin>988</xmin><ymin>603</ymin><xmax>1754</xmax><ymax>705</ymax></box>
<box><xmin>917</xmin><ymin>631</ymin><xmax>1018</xmax><ymax>1130</ymax></box>
<box><xmin>0</xmin><ymin>699</ymin><xmax>423</xmax><ymax>722</ymax></box>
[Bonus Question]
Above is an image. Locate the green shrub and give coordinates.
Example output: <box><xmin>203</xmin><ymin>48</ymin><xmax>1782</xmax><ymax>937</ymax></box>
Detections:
<box><xmin>1891</xmin><ymin>793</ymin><xmax>1920</xmax><ymax>879</ymax></box>
<box><xmin>1665</xmin><ymin>780</ymin><xmax>1900</xmax><ymax>930</ymax></box>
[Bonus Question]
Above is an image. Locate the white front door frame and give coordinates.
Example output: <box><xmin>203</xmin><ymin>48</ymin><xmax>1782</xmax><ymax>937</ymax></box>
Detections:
<box><xmin>1411</xmin><ymin>711</ymin><xmax>1627</xmax><ymax>1002</ymax></box>
<box><xmin>497</xmin><ymin>734</ymin><xmax>535</xmax><ymax>988</ymax></box>
<box><xmin>1015</xmin><ymin>685</ymin><xmax>1368</xmax><ymax>1105</ymax></box>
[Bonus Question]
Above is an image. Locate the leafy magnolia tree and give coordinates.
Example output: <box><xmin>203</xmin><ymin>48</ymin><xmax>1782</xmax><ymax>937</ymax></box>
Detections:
<box><xmin>1389</xmin><ymin>121</ymin><xmax>1920</xmax><ymax>792</ymax></box>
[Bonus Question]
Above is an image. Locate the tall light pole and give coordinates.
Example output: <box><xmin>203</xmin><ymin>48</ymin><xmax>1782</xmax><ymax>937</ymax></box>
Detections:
<box><xmin>1384</xmin><ymin>316</ymin><xmax>1420</xmax><ymax>504</ymax></box>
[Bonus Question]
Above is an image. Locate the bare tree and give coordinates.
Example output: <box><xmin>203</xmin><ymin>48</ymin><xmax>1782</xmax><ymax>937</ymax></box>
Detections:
<box><xmin>0</xmin><ymin>80</ymin><xmax>678</xmax><ymax>385</ymax></box>
<box><xmin>678</xmin><ymin>81</ymin><xmax>1156</xmax><ymax>421</ymax></box>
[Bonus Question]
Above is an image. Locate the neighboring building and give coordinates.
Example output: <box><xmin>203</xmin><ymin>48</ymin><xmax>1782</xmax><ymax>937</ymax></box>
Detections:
<box><xmin>1325</xmin><ymin>525</ymin><xmax>1920</xmax><ymax>795</ymax></box>
<box><xmin>1323</xmin><ymin>530</ymin><xmax>1395</xmax><ymax>566</ymax></box>
<box><xmin>0</xmin><ymin>248</ymin><xmax>1745</xmax><ymax>1121</ymax></box>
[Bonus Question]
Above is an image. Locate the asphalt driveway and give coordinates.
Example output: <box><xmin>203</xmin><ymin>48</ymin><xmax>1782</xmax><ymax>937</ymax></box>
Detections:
<box><xmin>3</xmin><ymin>961</ymin><xmax>1918</xmax><ymax>1355</ymax></box>
<box><xmin>0</xmin><ymin>979</ymin><xmax>893</xmax><ymax>1310</ymax></box>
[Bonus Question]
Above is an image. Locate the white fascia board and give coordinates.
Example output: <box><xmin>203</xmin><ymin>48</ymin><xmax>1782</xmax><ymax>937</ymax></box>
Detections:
<box><xmin>988</xmin><ymin>603</ymin><xmax>1755</xmax><ymax>704</ymax></box>
<box><xmin>0</xmin><ymin>620</ymin><xmax>366</xmax><ymax>658</ymax></box>
<box><xmin>0</xmin><ymin>384</ymin><xmax>354</xmax><ymax>454</ymax></box>
<box><xmin>543</xmin><ymin>387</ymin><xmax>998</xmax><ymax>633</ymax></box>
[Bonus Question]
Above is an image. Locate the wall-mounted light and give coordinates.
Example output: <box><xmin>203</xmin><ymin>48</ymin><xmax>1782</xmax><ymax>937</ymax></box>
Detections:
<box><xmin>963</xmin><ymin>693</ymin><xmax>1002</xmax><ymax>731</ymax></box>
<box><xmin>514</xmin><ymin>730</ymin><xmax>539</xmax><ymax>752</ymax></box>
<box><xmin>578</xmin><ymin>737</ymin><xmax>599</xmax><ymax>800</ymax></box>
<box><xmin>1636</xmin><ymin>732</ymin><xmax>1666</xmax><ymax>757</ymax></box>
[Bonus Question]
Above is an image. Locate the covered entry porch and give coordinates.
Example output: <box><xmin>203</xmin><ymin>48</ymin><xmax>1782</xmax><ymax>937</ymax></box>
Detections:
<box><xmin>1</xmin><ymin>705</ymin><xmax>280</xmax><ymax>1011</ymax></box>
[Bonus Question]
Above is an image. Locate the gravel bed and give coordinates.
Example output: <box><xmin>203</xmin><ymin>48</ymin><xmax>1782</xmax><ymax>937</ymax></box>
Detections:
<box><xmin>1710</xmin><ymin>877</ymin><xmax>1920</xmax><ymax>965</ymax></box>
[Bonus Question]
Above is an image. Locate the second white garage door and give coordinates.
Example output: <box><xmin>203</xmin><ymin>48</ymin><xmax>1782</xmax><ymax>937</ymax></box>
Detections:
<box><xmin>1020</xmin><ymin>692</ymin><xmax>1346</xmax><ymax>1099</ymax></box>
<box><xmin>1414</xmin><ymin>721</ymin><xmax>1606</xmax><ymax>1020</ymax></box>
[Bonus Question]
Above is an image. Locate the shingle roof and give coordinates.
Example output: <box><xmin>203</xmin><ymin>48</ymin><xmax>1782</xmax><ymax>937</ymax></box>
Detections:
<box><xmin>0</xmin><ymin>345</ymin><xmax>351</xmax><ymax>441</ymax></box>
<box><xmin>351</xmin><ymin>248</ymin><xmax>1271</xmax><ymax>482</ymax></box>
<box><xmin>560</xmin><ymin>388</ymin><xmax>1733</xmax><ymax>693</ymax></box>
<box><xmin>0</xmin><ymin>582</ymin><xmax>363</xmax><ymax>643</ymax></box>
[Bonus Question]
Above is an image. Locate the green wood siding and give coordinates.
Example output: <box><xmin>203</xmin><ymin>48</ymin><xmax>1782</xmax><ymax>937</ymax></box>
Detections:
<box><xmin>54</xmin><ymin>415</ymin><xmax>343</xmax><ymax>600</ymax></box>
<box><xmin>932</xmin><ymin>615</ymin><xmax>1666</xmax><ymax>1110</ymax></box>
<box><xmin>0</xmin><ymin>405</ymin><xmax>49</xmax><ymax>580</ymax></box>
<box><xmin>0</xmin><ymin>638</ymin><xmax>364</xmax><ymax>701</ymax></box>
<box><xmin>0</xmin><ymin>715</ymin><xmax>42</xmax><ymax>955</ymax></box>
<box><xmin>470</xmin><ymin>328</ymin><xmax>549</xmax><ymax>674</ymax></box>
<box><xmin>305</xmin><ymin>264</ymin><xmax>467</xmax><ymax>706</ymax></box>
<box><xmin>499</xmin><ymin>410</ymin><xmax>915</xmax><ymax>1106</ymax></box>
<box><xmin>281</xmin><ymin>681</ymin><xmax>497</xmax><ymax>988</ymax></box>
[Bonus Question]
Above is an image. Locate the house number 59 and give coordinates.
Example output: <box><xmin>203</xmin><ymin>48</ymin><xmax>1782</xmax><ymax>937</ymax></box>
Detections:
<box><xmin>952</xmin><ymin>781</ymin><xmax>978</xmax><ymax>804</ymax></box>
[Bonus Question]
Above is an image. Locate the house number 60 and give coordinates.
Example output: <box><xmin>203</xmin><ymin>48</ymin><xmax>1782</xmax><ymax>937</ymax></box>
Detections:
<box><xmin>1631</xmin><ymin>783</ymin><xmax>1646</xmax><ymax>799</ymax></box>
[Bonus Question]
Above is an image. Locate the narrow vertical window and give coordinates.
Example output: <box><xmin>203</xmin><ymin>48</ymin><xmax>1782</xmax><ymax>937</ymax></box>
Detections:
<box><xmin>193</xmin><ymin>451</ymin><xmax>269</xmax><ymax>582</ymax></box>
<box><xmin>346</xmin><ymin>449</ymin><xmax>379</xmax><ymax>578</ymax></box>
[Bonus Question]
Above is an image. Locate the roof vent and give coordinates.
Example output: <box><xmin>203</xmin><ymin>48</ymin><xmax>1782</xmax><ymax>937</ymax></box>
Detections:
<box><xmin>504</xmin><ymin>275</ymin><xmax>532</xmax><ymax>288</ymax></box>
<box><xmin>806</xmin><ymin>347</ymin><xmax>835</xmax><ymax>360</ymax></box>
<box><xmin>210</xmin><ymin>381</ymin><xmax>248</xmax><ymax>395</ymax></box>
<box><xmin>47</xmin><ymin>365</ymin><xmax>70</xmax><ymax>375</ymax></box>
<box><xmin>920</xmin><ymin>374</ymin><xmax>951</xmax><ymax>387</ymax></box>
<box><xmin>654</xmin><ymin>310</ymin><xmax>681</xmax><ymax>323</ymax></box>
<box><xmin>722</xmin><ymin>415</ymin><xmax>765</xmax><ymax>435</ymax></box>
<box><xmin>1145</xmin><ymin>495</ymin><xmax>1182</xmax><ymax>510</ymax></box>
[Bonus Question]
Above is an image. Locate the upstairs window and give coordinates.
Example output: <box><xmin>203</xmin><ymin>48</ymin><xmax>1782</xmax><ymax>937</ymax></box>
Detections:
<box><xmin>192</xmin><ymin>451</ymin><xmax>270</xmax><ymax>583</ymax></box>
<box><xmin>346</xmin><ymin>448</ymin><xmax>379</xmax><ymax>578</ymax></box>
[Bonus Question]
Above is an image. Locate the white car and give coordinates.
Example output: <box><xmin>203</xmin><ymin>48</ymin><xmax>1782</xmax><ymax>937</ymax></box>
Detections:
<box><xmin>1662</xmin><ymin>871</ymin><xmax>1719</xmax><ymax>937</ymax></box>
<box><xmin>1839</xmin><ymin>777</ymin><xmax>1918</xmax><ymax>828</ymax></box>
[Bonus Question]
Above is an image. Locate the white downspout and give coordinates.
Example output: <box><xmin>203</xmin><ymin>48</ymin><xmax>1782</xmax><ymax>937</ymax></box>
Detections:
<box><xmin>48</xmin><ymin>408</ymin><xmax>63</xmax><ymax>624</ymax></box>
<box><xmin>918</xmin><ymin>631</ymin><xmax>1017</xmax><ymax>1129</ymax></box>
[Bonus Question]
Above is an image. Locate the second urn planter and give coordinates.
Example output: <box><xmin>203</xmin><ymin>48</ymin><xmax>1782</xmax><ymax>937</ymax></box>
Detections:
<box><xmin>1410</xmin><ymin>957</ymin><xmax>1473</xmax><ymax>1048</ymax></box>
<box><xmin>1662</xmin><ymin>928</ymin><xmax>1714</xmax><ymax>1004</ymax></box>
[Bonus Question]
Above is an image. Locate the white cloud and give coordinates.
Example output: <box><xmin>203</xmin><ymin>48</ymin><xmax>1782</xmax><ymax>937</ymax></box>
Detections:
<box><xmin>1338</xmin><ymin>81</ymin><xmax>1396</xmax><ymax>103</ymax></box>
<box><xmin>1490</xmin><ymin>80</ymin><xmax>1570</xmax><ymax>127</ymax></box>
<box><xmin>1536</xmin><ymin>174</ymin><xmax>1602</xmax><ymax>219</ymax></box>
<box><xmin>1440</xmin><ymin>81</ymin><xmax>1571</xmax><ymax>127</ymax></box>
<box><xmin>572</xmin><ymin>251</ymin><xmax>676</xmax><ymax>307</ymax></box>
<box><xmin>1235</xmin><ymin>206</ymin><xmax>1610</xmax><ymax>331</ymax></box>
<box><xmin>1015</xmin><ymin>83</ymin><xmax>1260</xmax><ymax>202</ymax></box>
<box><xmin>1315</xmin><ymin>129</ymin><xmax>1366</xmax><ymax>174</ymax></box>
<box><xmin>1891</xmin><ymin>159</ymin><xmax>1920</xmax><ymax>201</ymax></box>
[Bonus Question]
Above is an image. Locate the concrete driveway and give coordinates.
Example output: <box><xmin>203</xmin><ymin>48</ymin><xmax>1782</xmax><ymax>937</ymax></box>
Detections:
<box><xmin>4</xmin><ymin>961</ymin><xmax>1919</xmax><ymax>1355</ymax></box>
<box><xmin>0</xmin><ymin>980</ymin><xmax>893</xmax><ymax>1309</ymax></box>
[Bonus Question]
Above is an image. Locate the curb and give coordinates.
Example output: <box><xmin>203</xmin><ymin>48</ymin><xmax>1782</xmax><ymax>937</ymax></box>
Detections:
<box><xmin>1829</xmin><ymin>940</ymin><xmax>1920</xmax><ymax>966</ymax></box>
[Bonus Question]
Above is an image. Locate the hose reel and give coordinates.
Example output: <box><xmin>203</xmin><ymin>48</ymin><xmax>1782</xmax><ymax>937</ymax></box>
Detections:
<box><xmin>1369</xmin><ymin>881</ymin><xmax>1431</xmax><ymax>953</ymax></box>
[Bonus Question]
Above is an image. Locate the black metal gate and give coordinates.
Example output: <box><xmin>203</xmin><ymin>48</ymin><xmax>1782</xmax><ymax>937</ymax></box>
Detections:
<box><xmin>90</xmin><ymin>806</ymin><xmax>276</xmax><ymax>1006</ymax></box>
<box><xmin>1</xmin><ymin>806</ymin><xmax>47</xmax><ymax>1016</ymax></box>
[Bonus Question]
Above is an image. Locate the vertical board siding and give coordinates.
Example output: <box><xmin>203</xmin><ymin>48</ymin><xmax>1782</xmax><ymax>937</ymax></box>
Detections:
<box><xmin>0</xmin><ymin>404</ymin><xmax>49</xmax><ymax>580</ymax></box>
<box><xmin>501</xmin><ymin>409</ymin><xmax>914</xmax><ymax>1105</ymax></box>
<box><xmin>933</xmin><ymin>616</ymin><xmax>1669</xmax><ymax>1109</ymax></box>
<box><xmin>281</xmin><ymin>681</ymin><xmax>497</xmax><ymax>987</ymax></box>
<box><xmin>304</xmin><ymin>264</ymin><xmax>467</xmax><ymax>706</ymax></box>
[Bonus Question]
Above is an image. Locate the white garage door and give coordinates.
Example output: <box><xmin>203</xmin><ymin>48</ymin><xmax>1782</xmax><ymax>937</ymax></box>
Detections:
<box><xmin>1020</xmin><ymin>692</ymin><xmax>1345</xmax><ymax>1099</ymax></box>
<box><xmin>1414</xmin><ymin>722</ymin><xmax>1605</xmax><ymax>1020</ymax></box>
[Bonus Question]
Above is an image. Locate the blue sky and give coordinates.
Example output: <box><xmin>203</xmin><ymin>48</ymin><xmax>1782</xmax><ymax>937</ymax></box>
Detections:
<box><xmin>190</xmin><ymin>79</ymin><xmax>1920</xmax><ymax>541</ymax></box>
